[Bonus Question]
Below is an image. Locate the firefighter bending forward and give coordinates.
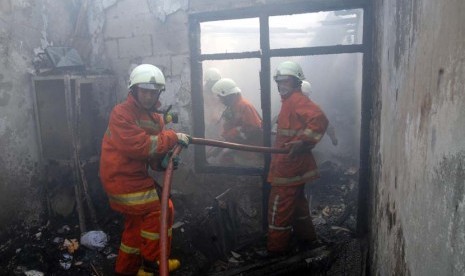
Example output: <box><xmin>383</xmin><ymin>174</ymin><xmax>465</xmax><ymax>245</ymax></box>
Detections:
<box><xmin>267</xmin><ymin>61</ymin><xmax>328</xmax><ymax>255</ymax></box>
<box><xmin>210</xmin><ymin>78</ymin><xmax>263</xmax><ymax>166</ymax></box>
<box><xmin>100</xmin><ymin>64</ymin><xmax>190</xmax><ymax>276</ymax></box>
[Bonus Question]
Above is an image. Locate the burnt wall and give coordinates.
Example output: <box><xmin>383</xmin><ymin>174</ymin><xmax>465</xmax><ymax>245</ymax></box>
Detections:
<box><xmin>370</xmin><ymin>0</ymin><xmax>465</xmax><ymax>274</ymax></box>
<box><xmin>0</xmin><ymin>1</ymin><xmax>85</xmax><ymax>227</ymax></box>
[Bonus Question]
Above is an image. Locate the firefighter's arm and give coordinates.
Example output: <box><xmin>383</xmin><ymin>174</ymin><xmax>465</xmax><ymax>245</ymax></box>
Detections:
<box><xmin>222</xmin><ymin>103</ymin><xmax>262</xmax><ymax>142</ymax></box>
<box><xmin>285</xmin><ymin>101</ymin><xmax>328</xmax><ymax>157</ymax></box>
<box><xmin>109</xmin><ymin>108</ymin><xmax>178</xmax><ymax>160</ymax></box>
<box><xmin>296</xmin><ymin>101</ymin><xmax>329</xmax><ymax>145</ymax></box>
<box><xmin>239</xmin><ymin>104</ymin><xmax>263</xmax><ymax>139</ymax></box>
<box><xmin>222</xmin><ymin>126</ymin><xmax>244</xmax><ymax>142</ymax></box>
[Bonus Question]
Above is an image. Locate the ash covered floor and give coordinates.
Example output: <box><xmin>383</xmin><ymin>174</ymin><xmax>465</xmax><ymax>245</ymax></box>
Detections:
<box><xmin>0</xmin><ymin>161</ymin><xmax>362</xmax><ymax>275</ymax></box>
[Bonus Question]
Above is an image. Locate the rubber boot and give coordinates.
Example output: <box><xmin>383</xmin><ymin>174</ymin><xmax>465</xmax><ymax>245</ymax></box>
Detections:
<box><xmin>137</xmin><ymin>259</ymin><xmax>181</xmax><ymax>275</ymax></box>
<box><xmin>159</xmin><ymin>259</ymin><xmax>181</xmax><ymax>272</ymax></box>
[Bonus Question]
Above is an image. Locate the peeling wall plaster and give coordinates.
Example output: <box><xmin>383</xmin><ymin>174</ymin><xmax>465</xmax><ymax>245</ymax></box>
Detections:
<box><xmin>88</xmin><ymin>0</ymin><xmax>118</xmax><ymax>67</ymax></box>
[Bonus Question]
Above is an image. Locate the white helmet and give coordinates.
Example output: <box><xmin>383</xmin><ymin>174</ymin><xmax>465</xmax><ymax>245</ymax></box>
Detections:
<box><xmin>204</xmin><ymin>68</ymin><xmax>222</xmax><ymax>83</ymax></box>
<box><xmin>273</xmin><ymin>61</ymin><xmax>305</xmax><ymax>81</ymax></box>
<box><xmin>128</xmin><ymin>64</ymin><xmax>166</xmax><ymax>90</ymax></box>
<box><xmin>211</xmin><ymin>78</ymin><xmax>241</xmax><ymax>97</ymax></box>
<box><xmin>301</xmin><ymin>80</ymin><xmax>311</xmax><ymax>96</ymax></box>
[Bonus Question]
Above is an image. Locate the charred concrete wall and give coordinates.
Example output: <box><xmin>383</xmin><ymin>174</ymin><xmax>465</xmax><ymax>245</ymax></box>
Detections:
<box><xmin>370</xmin><ymin>0</ymin><xmax>465</xmax><ymax>275</ymax></box>
<box><xmin>0</xmin><ymin>1</ymin><xmax>86</xmax><ymax>227</ymax></box>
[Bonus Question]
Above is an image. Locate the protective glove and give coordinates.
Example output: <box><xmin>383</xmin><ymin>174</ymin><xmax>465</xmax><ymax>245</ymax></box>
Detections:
<box><xmin>161</xmin><ymin>150</ymin><xmax>181</xmax><ymax>169</ymax></box>
<box><xmin>176</xmin><ymin>133</ymin><xmax>191</xmax><ymax>147</ymax></box>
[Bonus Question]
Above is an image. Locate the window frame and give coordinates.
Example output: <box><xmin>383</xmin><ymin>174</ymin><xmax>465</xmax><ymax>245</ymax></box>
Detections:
<box><xmin>189</xmin><ymin>0</ymin><xmax>373</xmax><ymax>234</ymax></box>
<box><xmin>189</xmin><ymin>1</ymin><xmax>367</xmax><ymax>168</ymax></box>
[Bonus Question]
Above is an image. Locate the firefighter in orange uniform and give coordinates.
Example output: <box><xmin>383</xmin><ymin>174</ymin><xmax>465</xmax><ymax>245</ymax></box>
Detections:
<box><xmin>99</xmin><ymin>64</ymin><xmax>190</xmax><ymax>276</ymax></box>
<box><xmin>266</xmin><ymin>61</ymin><xmax>328</xmax><ymax>255</ymax></box>
<box><xmin>211</xmin><ymin>78</ymin><xmax>263</xmax><ymax>166</ymax></box>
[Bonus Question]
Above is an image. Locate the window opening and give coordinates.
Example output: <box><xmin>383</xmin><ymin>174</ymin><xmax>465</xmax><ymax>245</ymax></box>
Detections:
<box><xmin>269</xmin><ymin>9</ymin><xmax>363</xmax><ymax>49</ymax></box>
<box><xmin>201</xmin><ymin>18</ymin><xmax>260</xmax><ymax>54</ymax></box>
<box><xmin>202</xmin><ymin>59</ymin><xmax>264</xmax><ymax>168</ymax></box>
<box><xmin>190</xmin><ymin>5</ymin><xmax>367</xmax><ymax>179</ymax></box>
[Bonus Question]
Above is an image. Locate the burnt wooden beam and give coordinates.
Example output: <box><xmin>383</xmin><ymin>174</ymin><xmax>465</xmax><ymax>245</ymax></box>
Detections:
<box><xmin>356</xmin><ymin>0</ymin><xmax>374</xmax><ymax>238</ymax></box>
<box><xmin>189</xmin><ymin>18</ymin><xmax>208</xmax><ymax>172</ymax></box>
<box><xmin>259</xmin><ymin>13</ymin><xmax>272</xmax><ymax>231</ymax></box>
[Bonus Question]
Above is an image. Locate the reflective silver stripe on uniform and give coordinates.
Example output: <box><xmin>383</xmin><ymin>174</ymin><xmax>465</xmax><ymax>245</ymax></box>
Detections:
<box><xmin>268</xmin><ymin>195</ymin><xmax>292</xmax><ymax>231</ymax></box>
<box><xmin>272</xmin><ymin>169</ymin><xmax>318</xmax><ymax>185</ymax></box>
<box><xmin>137</xmin><ymin>120</ymin><xmax>161</xmax><ymax>132</ymax></box>
<box><xmin>302</xmin><ymin>128</ymin><xmax>323</xmax><ymax>141</ymax></box>
<box><xmin>269</xmin><ymin>225</ymin><xmax>292</xmax><ymax>231</ymax></box>
<box><xmin>141</xmin><ymin>228</ymin><xmax>173</xmax><ymax>240</ymax></box>
<box><xmin>120</xmin><ymin>242</ymin><xmax>140</xmax><ymax>255</ymax></box>
<box><xmin>277</xmin><ymin>128</ymin><xmax>323</xmax><ymax>142</ymax></box>
<box><xmin>270</xmin><ymin>194</ymin><xmax>279</xmax><ymax>227</ymax></box>
<box><xmin>269</xmin><ymin>194</ymin><xmax>292</xmax><ymax>231</ymax></box>
<box><xmin>149</xmin><ymin>135</ymin><xmax>158</xmax><ymax>156</ymax></box>
<box><xmin>108</xmin><ymin>189</ymin><xmax>159</xmax><ymax>206</ymax></box>
<box><xmin>277</xmin><ymin>128</ymin><xmax>298</xmax><ymax>136</ymax></box>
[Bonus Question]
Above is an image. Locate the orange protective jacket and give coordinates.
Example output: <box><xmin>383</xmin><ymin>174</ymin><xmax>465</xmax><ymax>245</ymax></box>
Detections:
<box><xmin>221</xmin><ymin>94</ymin><xmax>262</xmax><ymax>145</ymax></box>
<box><xmin>268</xmin><ymin>90</ymin><xmax>328</xmax><ymax>186</ymax></box>
<box><xmin>99</xmin><ymin>93</ymin><xmax>178</xmax><ymax>214</ymax></box>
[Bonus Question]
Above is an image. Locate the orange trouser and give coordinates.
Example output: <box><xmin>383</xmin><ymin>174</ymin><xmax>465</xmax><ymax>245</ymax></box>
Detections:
<box><xmin>115</xmin><ymin>200</ymin><xmax>174</xmax><ymax>275</ymax></box>
<box><xmin>267</xmin><ymin>184</ymin><xmax>316</xmax><ymax>252</ymax></box>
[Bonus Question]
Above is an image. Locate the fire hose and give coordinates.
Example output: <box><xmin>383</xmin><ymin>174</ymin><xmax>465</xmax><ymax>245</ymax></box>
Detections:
<box><xmin>159</xmin><ymin>138</ymin><xmax>289</xmax><ymax>275</ymax></box>
<box><xmin>159</xmin><ymin>144</ymin><xmax>182</xmax><ymax>276</ymax></box>
<box><xmin>190</xmin><ymin>137</ymin><xmax>289</xmax><ymax>154</ymax></box>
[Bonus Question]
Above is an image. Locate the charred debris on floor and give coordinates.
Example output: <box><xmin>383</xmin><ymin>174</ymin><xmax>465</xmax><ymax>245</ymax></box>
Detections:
<box><xmin>0</xmin><ymin>161</ymin><xmax>361</xmax><ymax>275</ymax></box>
